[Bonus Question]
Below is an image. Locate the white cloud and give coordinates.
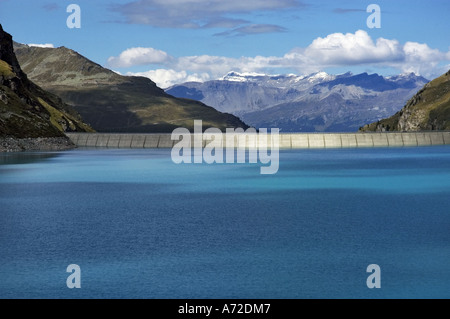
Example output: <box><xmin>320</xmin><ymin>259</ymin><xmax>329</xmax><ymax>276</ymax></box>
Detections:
<box><xmin>398</xmin><ymin>42</ymin><xmax>446</xmax><ymax>77</ymax></box>
<box><xmin>175</xmin><ymin>55</ymin><xmax>238</xmax><ymax>76</ymax></box>
<box><xmin>107</xmin><ymin>47</ymin><xmax>172</xmax><ymax>68</ymax></box>
<box><xmin>109</xmin><ymin>30</ymin><xmax>450</xmax><ymax>85</ymax></box>
<box><xmin>303</xmin><ymin>30</ymin><xmax>404</xmax><ymax>65</ymax></box>
<box><xmin>127</xmin><ymin>69</ymin><xmax>210</xmax><ymax>88</ymax></box>
<box><xmin>28</xmin><ymin>43</ymin><xmax>54</xmax><ymax>48</ymax></box>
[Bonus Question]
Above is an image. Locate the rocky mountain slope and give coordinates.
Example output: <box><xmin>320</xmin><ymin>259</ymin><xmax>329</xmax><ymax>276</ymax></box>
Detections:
<box><xmin>0</xmin><ymin>25</ymin><xmax>93</xmax><ymax>151</ymax></box>
<box><xmin>360</xmin><ymin>70</ymin><xmax>450</xmax><ymax>132</ymax></box>
<box><xmin>167</xmin><ymin>71</ymin><xmax>429</xmax><ymax>132</ymax></box>
<box><xmin>14</xmin><ymin>44</ymin><xmax>248</xmax><ymax>132</ymax></box>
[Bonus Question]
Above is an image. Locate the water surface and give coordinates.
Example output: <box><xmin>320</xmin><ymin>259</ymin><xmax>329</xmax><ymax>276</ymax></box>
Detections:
<box><xmin>0</xmin><ymin>147</ymin><xmax>449</xmax><ymax>298</ymax></box>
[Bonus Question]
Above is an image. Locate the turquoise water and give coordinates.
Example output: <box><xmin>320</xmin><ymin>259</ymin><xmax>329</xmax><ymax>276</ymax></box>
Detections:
<box><xmin>0</xmin><ymin>147</ymin><xmax>449</xmax><ymax>299</ymax></box>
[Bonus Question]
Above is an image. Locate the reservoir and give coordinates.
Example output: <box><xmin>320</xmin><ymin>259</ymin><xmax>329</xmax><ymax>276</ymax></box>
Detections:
<box><xmin>0</xmin><ymin>147</ymin><xmax>449</xmax><ymax>298</ymax></box>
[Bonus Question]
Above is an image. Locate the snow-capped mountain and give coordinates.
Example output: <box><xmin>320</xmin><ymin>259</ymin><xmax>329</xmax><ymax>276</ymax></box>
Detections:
<box><xmin>221</xmin><ymin>71</ymin><xmax>335</xmax><ymax>87</ymax></box>
<box><xmin>166</xmin><ymin>71</ymin><xmax>429</xmax><ymax>132</ymax></box>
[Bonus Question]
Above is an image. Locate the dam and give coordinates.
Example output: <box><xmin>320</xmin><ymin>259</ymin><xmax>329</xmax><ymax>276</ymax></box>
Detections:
<box><xmin>66</xmin><ymin>132</ymin><xmax>450</xmax><ymax>149</ymax></box>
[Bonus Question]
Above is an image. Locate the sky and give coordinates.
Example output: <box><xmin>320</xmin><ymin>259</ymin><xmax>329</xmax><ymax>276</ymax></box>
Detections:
<box><xmin>0</xmin><ymin>0</ymin><xmax>449</xmax><ymax>88</ymax></box>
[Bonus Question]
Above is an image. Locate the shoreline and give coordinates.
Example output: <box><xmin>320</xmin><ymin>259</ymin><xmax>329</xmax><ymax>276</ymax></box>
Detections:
<box><xmin>0</xmin><ymin>137</ymin><xmax>76</xmax><ymax>153</ymax></box>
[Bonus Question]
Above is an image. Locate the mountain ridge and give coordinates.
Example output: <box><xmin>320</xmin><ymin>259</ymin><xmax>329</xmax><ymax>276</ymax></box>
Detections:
<box><xmin>0</xmin><ymin>24</ymin><xmax>93</xmax><ymax>151</ymax></box>
<box><xmin>360</xmin><ymin>70</ymin><xmax>450</xmax><ymax>132</ymax></box>
<box><xmin>14</xmin><ymin>44</ymin><xmax>249</xmax><ymax>133</ymax></box>
<box><xmin>167</xmin><ymin>71</ymin><xmax>429</xmax><ymax>132</ymax></box>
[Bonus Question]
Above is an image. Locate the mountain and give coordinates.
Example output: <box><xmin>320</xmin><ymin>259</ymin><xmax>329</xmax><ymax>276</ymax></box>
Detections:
<box><xmin>360</xmin><ymin>70</ymin><xmax>450</xmax><ymax>132</ymax></box>
<box><xmin>14</xmin><ymin>44</ymin><xmax>248</xmax><ymax>133</ymax></box>
<box><xmin>167</xmin><ymin>71</ymin><xmax>429</xmax><ymax>132</ymax></box>
<box><xmin>167</xmin><ymin>71</ymin><xmax>335</xmax><ymax>116</ymax></box>
<box><xmin>0</xmin><ymin>25</ymin><xmax>93</xmax><ymax>151</ymax></box>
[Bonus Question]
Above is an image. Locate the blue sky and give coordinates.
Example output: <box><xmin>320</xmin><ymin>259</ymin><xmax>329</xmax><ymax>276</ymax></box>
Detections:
<box><xmin>1</xmin><ymin>0</ymin><xmax>449</xmax><ymax>87</ymax></box>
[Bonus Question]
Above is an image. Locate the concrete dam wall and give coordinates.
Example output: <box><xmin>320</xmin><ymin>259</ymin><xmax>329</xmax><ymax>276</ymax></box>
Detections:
<box><xmin>66</xmin><ymin>132</ymin><xmax>450</xmax><ymax>149</ymax></box>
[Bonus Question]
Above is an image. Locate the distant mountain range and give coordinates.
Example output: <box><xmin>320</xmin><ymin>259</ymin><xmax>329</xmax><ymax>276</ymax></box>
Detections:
<box><xmin>5</xmin><ymin>20</ymin><xmax>444</xmax><ymax>138</ymax></box>
<box><xmin>14</xmin><ymin>44</ymin><xmax>248</xmax><ymax>133</ymax></box>
<box><xmin>0</xmin><ymin>24</ymin><xmax>92</xmax><ymax>150</ymax></box>
<box><xmin>167</xmin><ymin>71</ymin><xmax>429</xmax><ymax>132</ymax></box>
<box><xmin>361</xmin><ymin>70</ymin><xmax>450</xmax><ymax>132</ymax></box>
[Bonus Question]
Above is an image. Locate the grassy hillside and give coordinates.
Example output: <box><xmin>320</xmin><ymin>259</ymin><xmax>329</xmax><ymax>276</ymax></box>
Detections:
<box><xmin>361</xmin><ymin>70</ymin><xmax>450</xmax><ymax>132</ymax></box>
<box><xmin>14</xmin><ymin>43</ymin><xmax>249</xmax><ymax>132</ymax></box>
<box><xmin>0</xmin><ymin>25</ymin><xmax>93</xmax><ymax>140</ymax></box>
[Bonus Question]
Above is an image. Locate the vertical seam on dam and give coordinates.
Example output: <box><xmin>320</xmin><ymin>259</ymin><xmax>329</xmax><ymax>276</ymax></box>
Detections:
<box><xmin>156</xmin><ymin>135</ymin><xmax>162</xmax><ymax>148</ymax></box>
<box><xmin>143</xmin><ymin>135</ymin><xmax>147</xmax><ymax>149</ymax></box>
<box><xmin>105</xmin><ymin>135</ymin><xmax>110</xmax><ymax>148</ymax></box>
